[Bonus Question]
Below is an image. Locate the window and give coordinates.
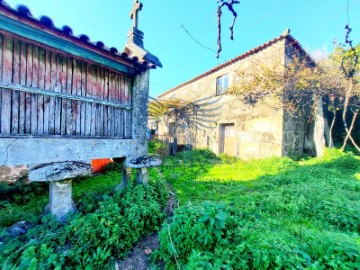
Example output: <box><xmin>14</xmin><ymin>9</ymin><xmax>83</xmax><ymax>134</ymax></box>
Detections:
<box><xmin>216</xmin><ymin>74</ymin><xmax>229</xmax><ymax>95</ymax></box>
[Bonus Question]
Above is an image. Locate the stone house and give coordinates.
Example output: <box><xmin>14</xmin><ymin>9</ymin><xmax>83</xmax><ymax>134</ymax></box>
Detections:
<box><xmin>156</xmin><ymin>30</ymin><xmax>322</xmax><ymax>159</ymax></box>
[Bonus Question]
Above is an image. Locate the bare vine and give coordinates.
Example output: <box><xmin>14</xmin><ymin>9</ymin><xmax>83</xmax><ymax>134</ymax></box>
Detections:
<box><xmin>217</xmin><ymin>0</ymin><xmax>240</xmax><ymax>58</ymax></box>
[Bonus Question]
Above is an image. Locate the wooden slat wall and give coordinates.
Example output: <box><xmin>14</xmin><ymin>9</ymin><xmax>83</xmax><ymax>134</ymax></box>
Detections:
<box><xmin>0</xmin><ymin>33</ymin><xmax>132</xmax><ymax>138</ymax></box>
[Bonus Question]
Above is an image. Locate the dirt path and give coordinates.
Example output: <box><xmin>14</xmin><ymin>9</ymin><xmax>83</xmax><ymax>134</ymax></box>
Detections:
<box><xmin>115</xmin><ymin>232</ymin><xmax>160</xmax><ymax>270</ymax></box>
<box><xmin>116</xmin><ymin>175</ymin><xmax>177</xmax><ymax>270</ymax></box>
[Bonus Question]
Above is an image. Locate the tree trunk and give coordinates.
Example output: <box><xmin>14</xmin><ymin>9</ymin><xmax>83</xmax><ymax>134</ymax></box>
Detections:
<box><xmin>313</xmin><ymin>96</ymin><xmax>326</xmax><ymax>157</ymax></box>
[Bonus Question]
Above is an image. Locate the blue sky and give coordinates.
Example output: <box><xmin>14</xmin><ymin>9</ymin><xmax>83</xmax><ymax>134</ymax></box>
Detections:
<box><xmin>5</xmin><ymin>0</ymin><xmax>360</xmax><ymax>97</ymax></box>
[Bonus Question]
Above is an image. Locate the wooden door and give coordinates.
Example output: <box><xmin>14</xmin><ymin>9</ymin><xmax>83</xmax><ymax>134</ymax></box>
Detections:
<box><xmin>220</xmin><ymin>124</ymin><xmax>235</xmax><ymax>156</ymax></box>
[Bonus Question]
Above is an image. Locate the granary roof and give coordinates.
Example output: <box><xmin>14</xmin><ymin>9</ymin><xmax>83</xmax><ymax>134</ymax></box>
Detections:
<box><xmin>159</xmin><ymin>29</ymin><xmax>315</xmax><ymax>98</ymax></box>
<box><xmin>0</xmin><ymin>1</ymin><xmax>160</xmax><ymax>74</ymax></box>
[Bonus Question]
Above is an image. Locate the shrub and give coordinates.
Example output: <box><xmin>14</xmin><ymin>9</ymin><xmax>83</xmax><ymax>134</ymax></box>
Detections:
<box><xmin>155</xmin><ymin>201</ymin><xmax>360</xmax><ymax>269</ymax></box>
<box><xmin>0</xmin><ymin>178</ymin><xmax>47</xmax><ymax>205</ymax></box>
<box><xmin>102</xmin><ymin>162</ymin><xmax>123</xmax><ymax>173</ymax></box>
<box><xmin>148</xmin><ymin>138</ymin><xmax>167</xmax><ymax>154</ymax></box>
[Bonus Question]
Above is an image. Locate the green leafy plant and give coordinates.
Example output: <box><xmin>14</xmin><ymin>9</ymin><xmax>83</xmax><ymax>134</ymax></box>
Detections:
<box><xmin>199</xmin><ymin>202</ymin><xmax>227</xmax><ymax>240</ymax></box>
<box><xmin>0</xmin><ymin>179</ymin><xmax>169</xmax><ymax>269</ymax></box>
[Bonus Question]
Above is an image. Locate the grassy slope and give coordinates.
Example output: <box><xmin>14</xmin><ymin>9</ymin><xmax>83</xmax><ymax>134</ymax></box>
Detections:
<box><xmin>160</xmin><ymin>149</ymin><xmax>360</xmax><ymax>255</ymax></box>
<box><xmin>165</xmin><ymin>150</ymin><xmax>360</xmax><ymax>212</ymax></box>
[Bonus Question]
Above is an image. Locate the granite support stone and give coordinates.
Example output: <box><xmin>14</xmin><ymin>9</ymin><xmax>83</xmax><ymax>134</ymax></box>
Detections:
<box><xmin>47</xmin><ymin>180</ymin><xmax>76</xmax><ymax>221</ymax></box>
<box><xmin>136</xmin><ymin>168</ymin><xmax>149</xmax><ymax>185</ymax></box>
<box><xmin>116</xmin><ymin>167</ymin><xmax>132</xmax><ymax>190</ymax></box>
<box><xmin>29</xmin><ymin>161</ymin><xmax>91</xmax><ymax>221</ymax></box>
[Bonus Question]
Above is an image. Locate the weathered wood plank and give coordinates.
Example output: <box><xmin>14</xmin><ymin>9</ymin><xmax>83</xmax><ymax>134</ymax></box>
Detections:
<box><xmin>92</xmin><ymin>66</ymin><xmax>99</xmax><ymax>136</ymax></box>
<box><xmin>48</xmin><ymin>52</ymin><xmax>56</xmax><ymax>134</ymax></box>
<box><xmin>70</xmin><ymin>58</ymin><xmax>77</xmax><ymax>135</ymax></box>
<box><xmin>84</xmin><ymin>64</ymin><xmax>92</xmax><ymax>136</ymax></box>
<box><xmin>19</xmin><ymin>42</ymin><xmax>27</xmax><ymax>134</ymax></box>
<box><xmin>80</xmin><ymin>62</ymin><xmax>87</xmax><ymax>135</ymax></box>
<box><xmin>30</xmin><ymin>45</ymin><xmax>38</xmax><ymax>135</ymax></box>
<box><xmin>103</xmin><ymin>69</ymin><xmax>109</xmax><ymax>136</ymax></box>
<box><xmin>119</xmin><ymin>76</ymin><xmax>125</xmax><ymax>138</ymax></box>
<box><xmin>108</xmin><ymin>72</ymin><xmax>115</xmax><ymax>137</ymax></box>
<box><xmin>24</xmin><ymin>43</ymin><xmax>32</xmax><ymax>134</ymax></box>
<box><xmin>65</xmin><ymin>57</ymin><xmax>72</xmax><ymax>135</ymax></box>
<box><xmin>0</xmin><ymin>34</ymin><xmax>3</xmax><ymax>133</ymax></box>
<box><xmin>114</xmin><ymin>74</ymin><xmax>120</xmax><ymax>137</ymax></box>
<box><xmin>60</xmin><ymin>54</ymin><xmax>67</xmax><ymax>135</ymax></box>
<box><xmin>91</xmin><ymin>66</ymin><xmax>97</xmax><ymax>135</ymax></box>
<box><xmin>54</xmin><ymin>54</ymin><xmax>61</xmax><ymax>134</ymax></box>
<box><xmin>125</xmin><ymin>77</ymin><xmax>132</xmax><ymax>138</ymax></box>
<box><xmin>12</xmin><ymin>39</ymin><xmax>21</xmax><ymax>134</ymax></box>
<box><xmin>37</xmin><ymin>47</ymin><xmax>46</xmax><ymax>135</ymax></box>
<box><xmin>43</xmin><ymin>50</ymin><xmax>51</xmax><ymax>135</ymax></box>
<box><xmin>72</xmin><ymin>59</ymin><xmax>82</xmax><ymax>135</ymax></box>
<box><xmin>98</xmin><ymin>69</ymin><xmax>104</xmax><ymax>136</ymax></box>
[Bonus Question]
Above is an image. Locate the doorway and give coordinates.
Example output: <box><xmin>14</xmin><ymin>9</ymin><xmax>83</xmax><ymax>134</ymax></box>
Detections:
<box><xmin>220</xmin><ymin>123</ymin><xmax>235</xmax><ymax>156</ymax></box>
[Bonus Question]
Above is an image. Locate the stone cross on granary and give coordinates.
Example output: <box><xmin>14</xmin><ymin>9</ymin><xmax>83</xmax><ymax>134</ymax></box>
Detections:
<box><xmin>130</xmin><ymin>0</ymin><xmax>143</xmax><ymax>29</ymax></box>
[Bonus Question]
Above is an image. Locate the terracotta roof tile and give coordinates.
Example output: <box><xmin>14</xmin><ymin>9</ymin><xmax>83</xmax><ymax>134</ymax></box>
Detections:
<box><xmin>0</xmin><ymin>1</ymin><xmax>156</xmax><ymax>71</ymax></box>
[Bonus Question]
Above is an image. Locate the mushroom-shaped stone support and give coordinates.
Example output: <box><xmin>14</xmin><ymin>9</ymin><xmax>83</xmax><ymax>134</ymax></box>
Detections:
<box><xmin>28</xmin><ymin>161</ymin><xmax>91</xmax><ymax>221</ymax></box>
<box><xmin>117</xmin><ymin>156</ymin><xmax>161</xmax><ymax>189</ymax></box>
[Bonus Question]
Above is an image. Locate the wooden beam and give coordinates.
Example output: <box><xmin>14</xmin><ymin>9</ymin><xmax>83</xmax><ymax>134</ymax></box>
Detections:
<box><xmin>0</xmin><ymin>14</ymin><xmax>135</xmax><ymax>75</ymax></box>
<box><xmin>0</xmin><ymin>82</ymin><xmax>132</xmax><ymax>110</ymax></box>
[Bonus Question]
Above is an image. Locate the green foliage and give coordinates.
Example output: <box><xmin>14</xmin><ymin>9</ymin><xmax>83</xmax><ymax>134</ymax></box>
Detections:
<box><xmin>0</xmin><ymin>178</ymin><xmax>47</xmax><ymax>205</ymax></box>
<box><xmin>0</xmin><ymin>171</ymin><xmax>122</xmax><ymax>227</ymax></box>
<box><xmin>199</xmin><ymin>202</ymin><xmax>227</xmax><ymax>241</ymax></box>
<box><xmin>155</xmin><ymin>149</ymin><xmax>360</xmax><ymax>269</ymax></box>
<box><xmin>102</xmin><ymin>162</ymin><xmax>123</xmax><ymax>173</ymax></box>
<box><xmin>160</xmin><ymin>149</ymin><xmax>220</xmax><ymax>184</ymax></box>
<box><xmin>148</xmin><ymin>138</ymin><xmax>167</xmax><ymax>154</ymax></box>
<box><xmin>0</xmin><ymin>180</ymin><xmax>169</xmax><ymax>269</ymax></box>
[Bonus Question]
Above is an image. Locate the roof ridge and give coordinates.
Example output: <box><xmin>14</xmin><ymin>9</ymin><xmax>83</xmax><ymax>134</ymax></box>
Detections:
<box><xmin>159</xmin><ymin>30</ymin><xmax>313</xmax><ymax>98</ymax></box>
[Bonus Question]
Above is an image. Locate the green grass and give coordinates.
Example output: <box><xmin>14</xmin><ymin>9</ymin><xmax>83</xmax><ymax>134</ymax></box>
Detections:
<box><xmin>0</xmin><ymin>171</ymin><xmax>121</xmax><ymax>227</ymax></box>
<box><xmin>156</xmin><ymin>149</ymin><xmax>360</xmax><ymax>268</ymax></box>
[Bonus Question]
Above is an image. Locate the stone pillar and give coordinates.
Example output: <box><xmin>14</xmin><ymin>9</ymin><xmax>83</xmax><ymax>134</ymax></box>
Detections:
<box><xmin>132</xmin><ymin>70</ymin><xmax>150</xmax><ymax>156</ymax></box>
<box><xmin>136</xmin><ymin>168</ymin><xmax>149</xmax><ymax>185</ymax></box>
<box><xmin>116</xmin><ymin>167</ymin><xmax>132</xmax><ymax>190</ymax></box>
<box><xmin>47</xmin><ymin>180</ymin><xmax>76</xmax><ymax>220</ymax></box>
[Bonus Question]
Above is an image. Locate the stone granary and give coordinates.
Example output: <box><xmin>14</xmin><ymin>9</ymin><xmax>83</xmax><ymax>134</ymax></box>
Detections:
<box><xmin>156</xmin><ymin>30</ymin><xmax>324</xmax><ymax>160</ymax></box>
<box><xmin>0</xmin><ymin>1</ymin><xmax>161</xmax><ymax>220</ymax></box>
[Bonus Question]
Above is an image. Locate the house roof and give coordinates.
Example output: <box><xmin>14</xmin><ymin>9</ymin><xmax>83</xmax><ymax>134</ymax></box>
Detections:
<box><xmin>159</xmin><ymin>30</ymin><xmax>315</xmax><ymax>98</ymax></box>
<box><xmin>0</xmin><ymin>1</ymin><xmax>158</xmax><ymax>73</ymax></box>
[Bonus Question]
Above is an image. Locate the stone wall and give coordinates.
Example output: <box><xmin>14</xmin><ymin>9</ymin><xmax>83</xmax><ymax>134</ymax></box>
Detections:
<box><xmin>158</xmin><ymin>40</ymin><xmax>289</xmax><ymax>159</ymax></box>
<box><xmin>0</xmin><ymin>165</ymin><xmax>28</xmax><ymax>182</ymax></box>
<box><xmin>283</xmin><ymin>110</ymin><xmax>307</xmax><ymax>157</ymax></box>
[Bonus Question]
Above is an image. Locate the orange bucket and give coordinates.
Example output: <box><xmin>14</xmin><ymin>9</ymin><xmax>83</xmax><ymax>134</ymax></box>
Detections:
<box><xmin>91</xmin><ymin>158</ymin><xmax>112</xmax><ymax>173</ymax></box>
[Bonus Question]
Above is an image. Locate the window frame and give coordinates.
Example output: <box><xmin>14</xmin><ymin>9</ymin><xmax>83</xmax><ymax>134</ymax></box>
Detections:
<box><xmin>216</xmin><ymin>73</ymin><xmax>230</xmax><ymax>95</ymax></box>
